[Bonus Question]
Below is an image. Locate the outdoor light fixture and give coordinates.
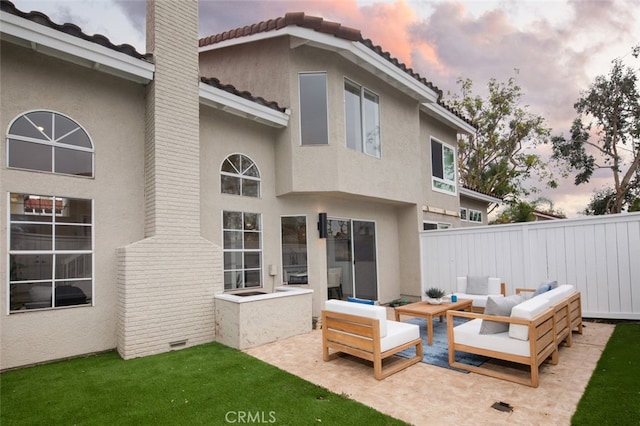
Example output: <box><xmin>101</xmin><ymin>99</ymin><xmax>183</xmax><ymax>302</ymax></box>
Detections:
<box><xmin>318</xmin><ymin>212</ymin><xmax>328</xmax><ymax>238</ymax></box>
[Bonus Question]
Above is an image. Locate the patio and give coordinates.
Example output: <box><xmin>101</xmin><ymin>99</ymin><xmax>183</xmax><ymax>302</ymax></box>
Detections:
<box><xmin>245</xmin><ymin>308</ymin><xmax>614</xmax><ymax>425</ymax></box>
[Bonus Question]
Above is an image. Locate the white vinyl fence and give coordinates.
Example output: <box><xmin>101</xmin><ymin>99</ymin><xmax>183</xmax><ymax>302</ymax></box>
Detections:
<box><xmin>420</xmin><ymin>212</ymin><xmax>640</xmax><ymax>320</ymax></box>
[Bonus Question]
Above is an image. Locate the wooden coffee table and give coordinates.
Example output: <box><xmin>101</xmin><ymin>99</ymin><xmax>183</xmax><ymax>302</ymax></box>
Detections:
<box><xmin>394</xmin><ymin>299</ymin><xmax>473</xmax><ymax>345</ymax></box>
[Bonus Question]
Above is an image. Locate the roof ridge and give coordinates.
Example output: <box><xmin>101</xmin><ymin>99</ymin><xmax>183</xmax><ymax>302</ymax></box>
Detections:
<box><xmin>1</xmin><ymin>0</ymin><xmax>150</xmax><ymax>61</ymax></box>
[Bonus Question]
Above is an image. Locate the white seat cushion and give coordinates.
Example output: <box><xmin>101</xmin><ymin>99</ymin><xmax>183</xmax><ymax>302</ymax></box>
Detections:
<box><xmin>454</xmin><ymin>319</ymin><xmax>530</xmax><ymax>357</ymax></box>
<box><xmin>381</xmin><ymin>320</ymin><xmax>420</xmax><ymax>352</ymax></box>
<box><xmin>325</xmin><ymin>299</ymin><xmax>388</xmax><ymax>338</ymax></box>
<box><xmin>509</xmin><ymin>297</ymin><xmax>551</xmax><ymax>341</ymax></box>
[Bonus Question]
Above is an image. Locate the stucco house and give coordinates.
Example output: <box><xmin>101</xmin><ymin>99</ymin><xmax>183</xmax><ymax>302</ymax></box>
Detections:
<box><xmin>1</xmin><ymin>1</ymin><xmax>494</xmax><ymax>370</ymax></box>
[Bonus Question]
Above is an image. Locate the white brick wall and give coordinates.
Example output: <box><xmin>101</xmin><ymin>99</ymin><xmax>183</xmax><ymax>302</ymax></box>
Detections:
<box><xmin>118</xmin><ymin>0</ymin><xmax>221</xmax><ymax>359</ymax></box>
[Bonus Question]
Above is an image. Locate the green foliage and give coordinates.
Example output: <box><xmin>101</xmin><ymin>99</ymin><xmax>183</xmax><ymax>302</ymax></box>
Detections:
<box><xmin>425</xmin><ymin>287</ymin><xmax>446</xmax><ymax>298</ymax></box>
<box><xmin>571</xmin><ymin>322</ymin><xmax>640</xmax><ymax>425</ymax></box>
<box><xmin>552</xmin><ymin>45</ymin><xmax>640</xmax><ymax>214</ymax></box>
<box><xmin>448</xmin><ymin>75</ymin><xmax>554</xmax><ymax>206</ymax></box>
<box><xmin>0</xmin><ymin>343</ymin><xmax>408</xmax><ymax>425</ymax></box>
<box><xmin>492</xmin><ymin>197</ymin><xmax>565</xmax><ymax>223</ymax></box>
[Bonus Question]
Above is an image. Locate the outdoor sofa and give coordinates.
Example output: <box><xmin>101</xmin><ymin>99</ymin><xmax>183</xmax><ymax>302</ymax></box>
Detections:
<box><xmin>454</xmin><ymin>276</ymin><xmax>506</xmax><ymax>312</ymax></box>
<box><xmin>321</xmin><ymin>299</ymin><xmax>423</xmax><ymax>380</ymax></box>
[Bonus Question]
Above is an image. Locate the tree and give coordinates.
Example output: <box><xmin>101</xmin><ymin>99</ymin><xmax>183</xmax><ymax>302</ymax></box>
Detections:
<box><xmin>551</xmin><ymin>46</ymin><xmax>640</xmax><ymax>214</ymax></box>
<box><xmin>491</xmin><ymin>197</ymin><xmax>565</xmax><ymax>223</ymax></box>
<box><xmin>448</xmin><ymin>76</ymin><xmax>555</xmax><ymax>209</ymax></box>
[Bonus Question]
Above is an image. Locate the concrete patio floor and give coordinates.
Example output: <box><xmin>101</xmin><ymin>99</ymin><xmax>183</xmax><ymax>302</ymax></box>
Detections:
<box><xmin>245</xmin><ymin>310</ymin><xmax>615</xmax><ymax>425</ymax></box>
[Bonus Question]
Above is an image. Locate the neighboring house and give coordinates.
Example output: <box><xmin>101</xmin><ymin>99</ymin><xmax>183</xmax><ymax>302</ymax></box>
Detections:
<box><xmin>532</xmin><ymin>210</ymin><xmax>566</xmax><ymax>221</ymax></box>
<box><xmin>1</xmin><ymin>1</ymin><xmax>481</xmax><ymax>370</ymax></box>
<box><xmin>459</xmin><ymin>186</ymin><xmax>502</xmax><ymax>226</ymax></box>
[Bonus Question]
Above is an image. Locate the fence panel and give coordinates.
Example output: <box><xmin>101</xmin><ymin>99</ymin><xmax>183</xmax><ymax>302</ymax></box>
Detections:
<box><xmin>419</xmin><ymin>212</ymin><xmax>640</xmax><ymax>319</ymax></box>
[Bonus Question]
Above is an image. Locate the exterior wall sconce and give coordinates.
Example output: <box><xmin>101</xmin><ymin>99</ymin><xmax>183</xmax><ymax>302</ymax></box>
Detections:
<box><xmin>318</xmin><ymin>212</ymin><xmax>328</xmax><ymax>238</ymax></box>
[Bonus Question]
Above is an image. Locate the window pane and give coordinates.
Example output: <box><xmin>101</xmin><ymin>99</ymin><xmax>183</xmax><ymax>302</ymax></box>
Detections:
<box><xmin>299</xmin><ymin>73</ymin><xmax>328</xmax><ymax>145</ymax></box>
<box><xmin>224</xmin><ymin>271</ymin><xmax>243</xmax><ymax>290</ymax></box>
<box><xmin>54</xmin><ymin>147</ymin><xmax>93</xmax><ymax>177</ymax></box>
<box><xmin>221</xmin><ymin>157</ymin><xmax>239</xmax><ymax>174</ymax></box>
<box><xmin>11</xmin><ymin>283</ymin><xmax>52</xmax><ymax>310</ymax></box>
<box><xmin>55</xmin><ymin>282</ymin><xmax>90</xmax><ymax>306</ymax></box>
<box><xmin>243</xmin><ymin>163</ymin><xmax>259</xmax><ymax>178</ymax></box>
<box><xmin>221</xmin><ymin>175</ymin><xmax>241</xmax><ymax>195</ymax></box>
<box><xmin>244</xmin><ymin>232</ymin><xmax>260</xmax><ymax>250</ymax></box>
<box><xmin>244</xmin><ymin>270</ymin><xmax>261</xmax><ymax>287</ymax></box>
<box><xmin>363</xmin><ymin>90</ymin><xmax>380</xmax><ymax>158</ymax></box>
<box><xmin>224</xmin><ymin>252</ymin><xmax>243</xmax><ymax>269</ymax></box>
<box><xmin>443</xmin><ymin>145</ymin><xmax>455</xmax><ymax>181</ymax></box>
<box><xmin>241</xmin><ymin>179</ymin><xmax>259</xmax><ymax>197</ymax></box>
<box><xmin>55</xmin><ymin>115</ymin><xmax>91</xmax><ymax>148</ymax></box>
<box><xmin>244</xmin><ymin>252</ymin><xmax>260</xmax><ymax>269</ymax></box>
<box><xmin>10</xmin><ymin>254</ymin><xmax>53</xmax><ymax>281</ymax></box>
<box><xmin>434</xmin><ymin>180</ymin><xmax>455</xmax><ymax>192</ymax></box>
<box><xmin>244</xmin><ymin>213</ymin><xmax>260</xmax><ymax>231</ymax></box>
<box><xmin>8</xmin><ymin>140</ymin><xmax>52</xmax><ymax>172</ymax></box>
<box><xmin>224</xmin><ymin>231</ymin><xmax>242</xmax><ymax>249</ymax></box>
<box><xmin>26</xmin><ymin>111</ymin><xmax>54</xmax><ymax>139</ymax></box>
<box><xmin>345</xmin><ymin>80</ymin><xmax>362</xmax><ymax>152</ymax></box>
<box><xmin>223</xmin><ymin>211</ymin><xmax>242</xmax><ymax>229</ymax></box>
<box><xmin>431</xmin><ymin>141</ymin><xmax>443</xmax><ymax>179</ymax></box>
<box><xmin>55</xmin><ymin>225</ymin><xmax>91</xmax><ymax>250</ymax></box>
<box><xmin>9</xmin><ymin>116</ymin><xmax>48</xmax><ymax>140</ymax></box>
<box><xmin>56</xmin><ymin>254</ymin><xmax>92</xmax><ymax>279</ymax></box>
<box><xmin>57</xmin><ymin>198</ymin><xmax>92</xmax><ymax>224</ymax></box>
<box><xmin>10</xmin><ymin>224</ymin><xmax>52</xmax><ymax>250</ymax></box>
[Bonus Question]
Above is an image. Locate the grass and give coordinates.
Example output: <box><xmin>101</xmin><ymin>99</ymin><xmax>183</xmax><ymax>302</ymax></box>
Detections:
<box><xmin>571</xmin><ymin>322</ymin><xmax>640</xmax><ymax>425</ymax></box>
<box><xmin>0</xmin><ymin>342</ymin><xmax>407</xmax><ymax>425</ymax></box>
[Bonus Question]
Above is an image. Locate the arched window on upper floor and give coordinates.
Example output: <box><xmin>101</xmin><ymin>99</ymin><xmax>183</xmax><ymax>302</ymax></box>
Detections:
<box><xmin>220</xmin><ymin>153</ymin><xmax>260</xmax><ymax>197</ymax></box>
<box><xmin>7</xmin><ymin>110</ymin><xmax>94</xmax><ymax>177</ymax></box>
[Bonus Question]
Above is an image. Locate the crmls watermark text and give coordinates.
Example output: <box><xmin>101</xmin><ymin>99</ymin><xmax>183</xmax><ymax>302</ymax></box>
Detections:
<box><xmin>225</xmin><ymin>411</ymin><xmax>277</xmax><ymax>424</ymax></box>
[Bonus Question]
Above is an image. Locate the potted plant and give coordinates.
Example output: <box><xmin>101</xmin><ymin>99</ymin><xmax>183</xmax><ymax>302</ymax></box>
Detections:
<box><xmin>425</xmin><ymin>287</ymin><xmax>446</xmax><ymax>304</ymax></box>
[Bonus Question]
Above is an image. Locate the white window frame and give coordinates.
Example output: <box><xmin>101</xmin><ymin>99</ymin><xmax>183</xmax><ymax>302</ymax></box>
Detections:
<box><xmin>469</xmin><ymin>209</ymin><xmax>483</xmax><ymax>223</ymax></box>
<box><xmin>298</xmin><ymin>72</ymin><xmax>329</xmax><ymax>145</ymax></box>
<box><xmin>220</xmin><ymin>153</ymin><xmax>261</xmax><ymax>198</ymax></box>
<box><xmin>6</xmin><ymin>110</ymin><xmax>94</xmax><ymax>177</ymax></box>
<box><xmin>7</xmin><ymin>192</ymin><xmax>94</xmax><ymax>313</ymax></box>
<box><xmin>222</xmin><ymin>211</ymin><xmax>263</xmax><ymax>291</ymax></box>
<box><xmin>430</xmin><ymin>137</ymin><xmax>457</xmax><ymax>195</ymax></box>
<box><xmin>280</xmin><ymin>215</ymin><xmax>308</xmax><ymax>285</ymax></box>
<box><xmin>460</xmin><ymin>207</ymin><xmax>468</xmax><ymax>221</ymax></box>
<box><xmin>344</xmin><ymin>78</ymin><xmax>381</xmax><ymax>158</ymax></box>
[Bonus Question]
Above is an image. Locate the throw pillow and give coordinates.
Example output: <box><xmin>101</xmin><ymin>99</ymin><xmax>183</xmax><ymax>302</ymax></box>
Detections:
<box><xmin>466</xmin><ymin>275</ymin><xmax>489</xmax><ymax>295</ymax></box>
<box><xmin>542</xmin><ymin>280</ymin><xmax>558</xmax><ymax>289</ymax></box>
<box><xmin>532</xmin><ymin>282</ymin><xmax>552</xmax><ymax>297</ymax></box>
<box><xmin>480</xmin><ymin>295</ymin><xmax>524</xmax><ymax>334</ymax></box>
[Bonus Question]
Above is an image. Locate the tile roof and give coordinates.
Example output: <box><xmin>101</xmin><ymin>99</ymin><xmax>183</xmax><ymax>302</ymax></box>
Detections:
<box><xmin>462</xmin><ymin>185</ymin><xmax>502</xmax><ymax>201</ymax></box>
<box><xmin>199</xmin><ymin>12</ymin><xmax>474</xmax><ymax>128</ymax></box>
<box><xmin>200</xmin><ymin>77</ymin><xmax>286</xmax><ymax>113</ymax></box>
<box><xmin>1</xmin><ymin>0</ymin><xmax>150</xmax><ymax>61</ymax></box>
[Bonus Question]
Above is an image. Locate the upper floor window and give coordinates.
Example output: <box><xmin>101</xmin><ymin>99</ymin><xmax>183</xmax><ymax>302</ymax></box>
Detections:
<box><xmin>221</xmin><ymin>154</ymin><xmax>260</xmax><ymax>197</ymax></box>
<box><xmin>345</xmin><ymin>78</ymin><xmax>380</xmax><ymax>158</ymax></box>
<box><xmin>9</xmin><ymin>193</ymin><xmax>93</xmax><ymax>312</ymax></box>
<box><xmin>7</xmin><ymin>111</ymin><xmax>94</xmax><ymax>177</ymax></box>
<box><xmin>299</xmin><ymin>73</ymin><xmax>328</xmax><ymax>145</ymax></box>
<box><xmin>460</xmin><ymin>208</ymin><xmax>468</xmax><ymax>221</ymax></box>
<box><xmin>431</xmin><ymin>138</ymin><xmax>456</xmax><ymax>195</ymax></box>
<box><xmin>469</xmin><ymin>209</ymin><xmax>483</xmax><ymax>223</ymax></box>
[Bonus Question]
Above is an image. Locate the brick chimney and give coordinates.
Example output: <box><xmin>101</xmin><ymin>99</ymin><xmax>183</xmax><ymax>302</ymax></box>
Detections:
<box><xmin>117</xmin><ymin>0</ymin><xmax>221</xmax><ymax>359</ymax></box>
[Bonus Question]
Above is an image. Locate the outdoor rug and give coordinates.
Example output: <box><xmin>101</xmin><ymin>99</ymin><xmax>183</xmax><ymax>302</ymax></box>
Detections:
<box><xmin>396</xmin><ymin>316</ymin><xmax>488</xmax><ymax>372</ymax></box>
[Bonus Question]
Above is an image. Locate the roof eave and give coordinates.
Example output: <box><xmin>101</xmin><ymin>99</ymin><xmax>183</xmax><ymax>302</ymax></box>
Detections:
<box><xmin>199</xmin><ymin>26</ymin><xmax>440</xmax><ymax>104</ymax></box>
<box><xmin>1</xmin><ymin>11</ymin><xmax>154</xmax><ymax>84</ymax></box>
<box><xmin>459</xmin><ymin>187</ymin><xmax>502</xmax><ymax>204</ymax></box>
<box><xmin>420</xmin><ymin>102</ymin><xmax>476</xmax><ymax>135</ymax></box>
<box><xmin>199</xmin><ymin>82</ymin><xmax>290</xmax><ymax>128</ymax></box>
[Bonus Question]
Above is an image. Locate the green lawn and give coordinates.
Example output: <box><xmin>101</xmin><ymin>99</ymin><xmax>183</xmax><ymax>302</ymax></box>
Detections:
<box><xmin>1</xmin><ymin>343</ymin><xmax>407</xmax><ymax>425</ymax></box>
<box><xmin>571</xmin><ymin>322</ymin><xmax>640</xmax><ymax>425</ymax></box>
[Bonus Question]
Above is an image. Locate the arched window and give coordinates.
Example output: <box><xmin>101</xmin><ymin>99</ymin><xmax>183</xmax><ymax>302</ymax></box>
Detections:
<box><xmin>7</xmin><ymin>110</ymin><xmax>94</xmax><ymax>177</ymax></box>
<box><xmin>220</xmin><ymin>154</ymin><xmax>260</xmax><ymax>197</ymax></box>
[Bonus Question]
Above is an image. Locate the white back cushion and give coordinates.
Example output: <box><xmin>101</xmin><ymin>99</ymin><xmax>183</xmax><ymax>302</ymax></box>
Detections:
<box><xmin>541</xmin><ymin>284</ymin><xmax>575</xmax><ymax>304</ymax></box>
<box><xmin>508</xmin><ymin>297</ymin><xmax>551</xmax><ymax>341</ymax></box>
<box><xmin>488</xmin><ymin>277</ymin><xmax>502</xmax><ymax>295</ymax></box>
<box><xmin>324</xmin><ymin>299</ymin><xmax>387</xmax><ymax>338</ymax></box>
<box><xmin>456</xmin><ymin>276</ymin><xmax>467</xmax><ymax>293</ymax></box>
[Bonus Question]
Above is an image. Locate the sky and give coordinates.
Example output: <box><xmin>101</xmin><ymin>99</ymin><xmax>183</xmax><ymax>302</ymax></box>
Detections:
<box><xmin>10</xmin><ymin>0</ymin><xmax>640</xmax><ymax>217</ymax></box>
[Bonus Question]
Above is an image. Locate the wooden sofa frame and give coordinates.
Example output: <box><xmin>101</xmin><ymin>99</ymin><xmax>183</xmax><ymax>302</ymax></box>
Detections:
<box><xmin>516</xmin><ymin>289</ymin><xmax>583</xmax><ymax>347</ymax></box>
<box><xmin>321</xmin><ymin>310</ymin><xmax>423</xmax><ymax>380</ymax></box>
<box><xmin>446</xmin><ymin>308</ymin><xmax>558</xmax><ymax>387</ymax></box>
